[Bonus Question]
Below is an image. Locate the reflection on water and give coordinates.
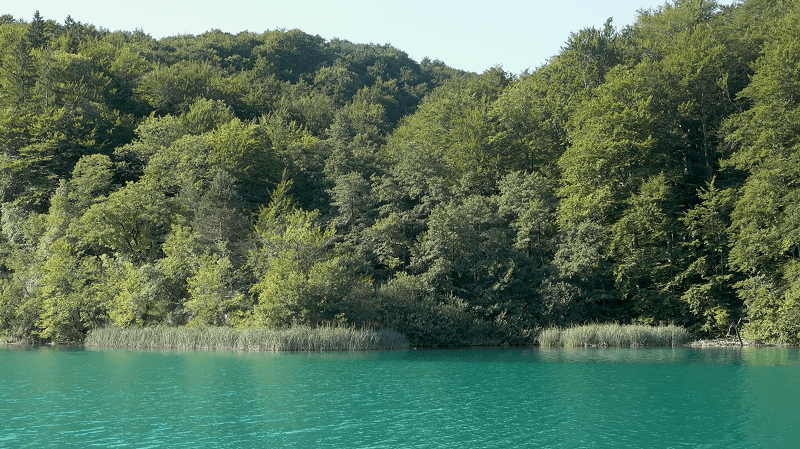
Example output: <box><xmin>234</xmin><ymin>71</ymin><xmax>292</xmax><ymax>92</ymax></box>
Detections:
<box><xmin>2</xmin><ymin>345</ymin><xmax>799</xmax><ymax>448</ymax></box>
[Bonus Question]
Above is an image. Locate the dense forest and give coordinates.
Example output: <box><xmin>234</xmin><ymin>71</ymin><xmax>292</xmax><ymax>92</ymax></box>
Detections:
<box><xmin>1</xmin><ymin>0</ymin><xmax>799</xmax><ymax>346</ymax></box>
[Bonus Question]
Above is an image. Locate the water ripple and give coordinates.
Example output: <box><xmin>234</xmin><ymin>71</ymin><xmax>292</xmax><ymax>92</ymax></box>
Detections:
<box><xmin>2</xmin><ymin>346</ymin><xmax>799</xmax><ymax>447</ymax></box>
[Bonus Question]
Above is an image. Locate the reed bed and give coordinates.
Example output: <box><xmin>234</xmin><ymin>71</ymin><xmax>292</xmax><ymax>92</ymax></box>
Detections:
<box><xmin>85</xmin><ymin>326</ymin><xmax>409</xmax><ymax>351</ymax></box>
<box><xmin>538</xmin><ymin>323</ymin><xmax>692</xmax><ymax>347</ymax></box>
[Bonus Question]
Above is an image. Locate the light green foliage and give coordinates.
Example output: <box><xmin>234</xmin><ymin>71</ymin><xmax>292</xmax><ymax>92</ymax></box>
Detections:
<box><xmin>180</xmin><ymin>98</ymin><xmax>238</xmax><ymax>135</ymax></box>
<box><xmin>104</xmin><ymin>259</ymin><xmax>173</xmax><ymax>327</ymax></box>
<box><xmin>488</xmin><ymin>74</ymin><xmax>566</xmax><ymax>176</ymax></box>
<box><xmin>383</xmin><ymin>68</ymin><xmax>510</xmax><ymax>200</ymax></box>
<box><xmin>358</xmin><ymin>211</ymin><xmax>415</xmax><ymax>280</ymax></box>
<box><xmin>554</xmin><ymin>19</ymin><xmax>621</xmax><ymax>93</ymax></box>
<box><xmin>169</xmin><ymin>173</ymin><xmax>250</xmax><ymax>327</ymax></box>
<box><xmin>250</xmin><ymin>181</ymin><xmax>372</xmax><ymax>327</ymax></box>
<box><xmin>207</xmin><ymin>119</ymin><xmax>276</xmax><ymax>194</ymax></box>
<box><xmin>67</xmin><ymin>154</ymin><xmax>114</xmax><ymax>207</ymax></box>
<box><xmin>554</xmin><ymin>62</ymin><xmax>674</xmax><ymax>322</ymax></box>
<box><xmin>776</xmin><ymin>264</ymin><xmax>800</xmax><ymax>344</ymax></box>
<box><xmin>521</xmin><ymin>19</ymin><xmax>621</xmax><ymax>148</ymax></box>
<box><xmin>159</xmin><ymin>224</ymin><xmax>205</xmax><ymax>281</ymax></box>
<box><xmin>328</xmin><ymin>79</ymin><xmax>396</xmax><ymax>144</ymax></box>
<box><xmin>34</xmin><ymin>49</ymin><xmax>112</xmax><ymax>108</ymax></box>
<box><xmin>0</xmin><ymin>204</ymin><xmax>45</xmax><ymax>341</ymax></box>
<box><xmin>115</xmin><ymin>98</ymin><xmax>236</xmax><ymax>176</ymax></box>
<box><xmin>185</xmin><ymin>249</ymin><xmax>245</xmax><ymax>326</ymax></box>
<box><xmin>558</xmin><ymin>65</ymin><xmax>661</xmax><ymax>228</ymax></box>
<box><xmin>553</xmin><ymin>1</ymin><xmax>751</xmax><ymax>328</ymax></box>
<box><xmin>34</xmin><ymin>238</ymin><xmax>105</xmax><ymax>342</ymax></box>
<box><xmin>77</xmin><ymin>181</ymin><xmax>176</xmax><ymax>261</ymax></box>
<box><xmin>728</xmin><ymin>152</ymin><xmax>800</xmax><ymax>342</ymax></box>
<box><xmin>325</xmin><ymin>39</ymin><xmax>438</xmax><ymax>122</ymax></box>
<box><xmin>81</xmin><ymin>32</ymin><xmax>155</xmax><ymax>116</ymax></box>
<box><xmin>140</xmin><ymin>106</ymin><xmax>279</xmax><ymax>209</ymax></box>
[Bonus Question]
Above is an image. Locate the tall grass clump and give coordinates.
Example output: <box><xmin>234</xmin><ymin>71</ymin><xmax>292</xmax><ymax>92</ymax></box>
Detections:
<box><xmin>537</xmin><ymin>323</ymin><xmax>692</xmax><ymax>347</ymax></box>
<box><xmin>538</xmin><ymin>327</ymin><xmax>563</xmax><ymax>347</ymax></box>
<box><xmin>85</xmin><ymin>326</ymin><xmax>409</xmax><ymax>351</ymax></box>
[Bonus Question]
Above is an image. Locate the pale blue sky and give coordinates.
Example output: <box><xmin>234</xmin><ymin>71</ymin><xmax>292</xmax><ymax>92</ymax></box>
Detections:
<box><xmin>7</xmin><ymin>1</ymin><xmax>679</xmax><ymax>74</ymax></box>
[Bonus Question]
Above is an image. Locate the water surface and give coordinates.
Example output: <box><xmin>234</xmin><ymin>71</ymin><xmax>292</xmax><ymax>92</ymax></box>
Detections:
<box><xmin>2</xmin><ymin>346</ymin><xmax>799</xmax><ymax>448</ymax></box>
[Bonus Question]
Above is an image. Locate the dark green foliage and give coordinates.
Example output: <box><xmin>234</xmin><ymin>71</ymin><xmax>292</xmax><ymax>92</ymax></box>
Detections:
<box><xmin>1</xmin><ymin>1</ymin><xmax>798</xmax><ymax>345</ymax></box>
<box><xmin>675</xmin><ymin>180</ymin><xmax>740</xmax><ymax>334</ymax></box>
<box><xmin>375</xmin><ymin>273</ymin><xmax>495</xmax><ymax>347</ymax></box>
<box><xmin>721</xmin><ymin>1</ymin><xmax>800</xmax><ymax>343</ymax></box>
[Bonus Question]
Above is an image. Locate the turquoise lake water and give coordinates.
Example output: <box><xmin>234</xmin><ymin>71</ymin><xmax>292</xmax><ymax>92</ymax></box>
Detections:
<box><xmin>1</xmin><ymin>346</ymin><xmax>799</xmax><ymax>448</ymax></box>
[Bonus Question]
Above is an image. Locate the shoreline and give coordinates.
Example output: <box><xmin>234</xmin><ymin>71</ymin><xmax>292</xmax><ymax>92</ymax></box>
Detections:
<box><xmin>4</xmin><ymin>341</ymin><xmax>799</xmax><ymax>350</ymax></box>
<box><xmin>686</xmin><ymin>338</ymin><xmax>796</xmax><ymax>348</ymax></box>
<box><xmin>6</xmin><ymin>322</ymin><xmax>799</xmax><ymax>350</ymax></box>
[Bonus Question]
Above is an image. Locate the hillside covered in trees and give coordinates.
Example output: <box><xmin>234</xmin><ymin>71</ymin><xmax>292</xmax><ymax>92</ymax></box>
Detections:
<box><xmin>2</xmin><ymin>0</ymin><xmax>799</xmax><ymax>346</ymax></box>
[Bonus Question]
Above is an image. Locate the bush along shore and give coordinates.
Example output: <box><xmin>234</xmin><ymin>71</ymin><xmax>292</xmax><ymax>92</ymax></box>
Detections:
<box><xmin>82</xmin><ymin>323</ymin><xmax>699</xmax><ymax>351</ymax></box>
<box><xmin>70</xmin><ymin>323</ymin><xmax>798</xmax><ymax>350</ymax></box>
<box><xmin>84</xmin><ymin>326</ymin><xmax>409</xmax><ymax>351</ymax></box>
<box><xmin>538</xmin><ymin>324</ymin><xmax>693</xmax><ymax>348</ymax></box>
